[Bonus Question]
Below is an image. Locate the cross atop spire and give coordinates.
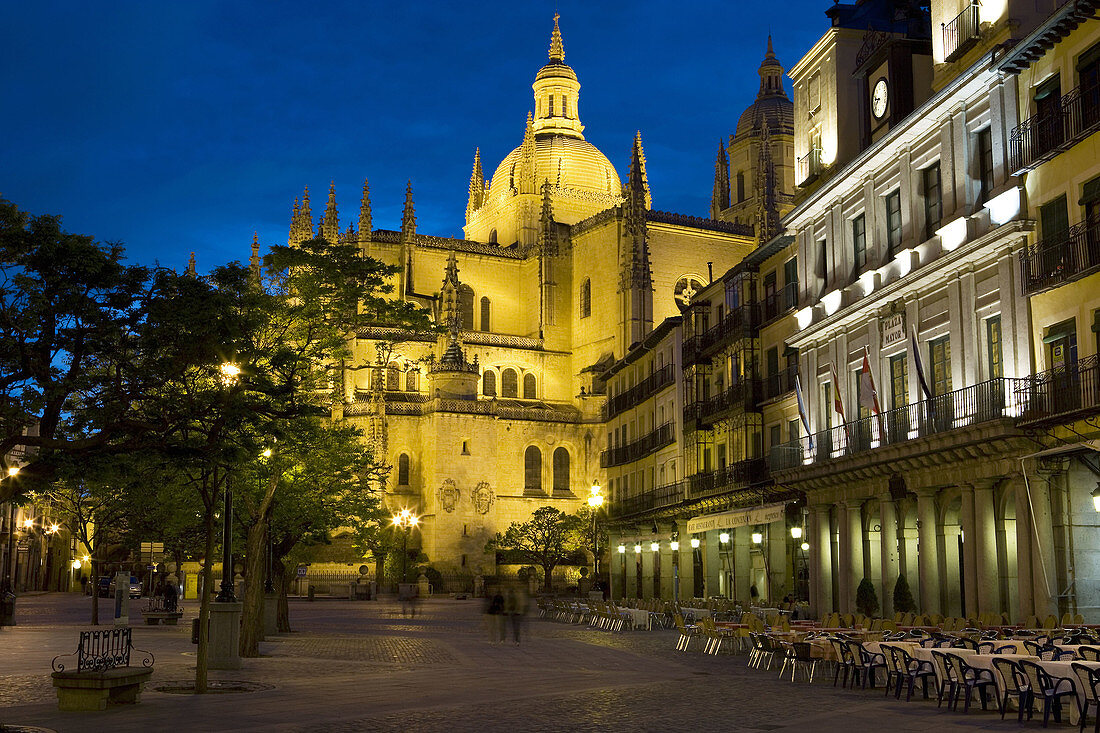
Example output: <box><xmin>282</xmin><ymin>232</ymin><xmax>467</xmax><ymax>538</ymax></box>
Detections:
<box><xmin>549</xmin><ymin>13</ymin><xmax>564</xmax><ymax>62</ymax></box>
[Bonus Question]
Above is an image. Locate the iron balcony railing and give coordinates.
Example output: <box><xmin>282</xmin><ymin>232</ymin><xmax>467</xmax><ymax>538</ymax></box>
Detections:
<box><xmin>760</xmin><ymin>365</ymin><xmax>798</xmax><ymax>402</ymax></box>
<box><xmin>797</xmin><ymin>148</ymin><xmax>824</xmax><ymax>186</ymax></box>
<box><xmin>600</xmin><ymin>421</ymin><xmax>675</xmax><ymax>468</ymax></box>
<box><xmin>682</xmin><ymin>305</ymin><xmax>759</xmax><ymax>367</ymax></box>
<box><xmin>603</xmin><ymin>364</ymin><xmax>675</xmax><ymax>420</ymax></box>
<box><xmin>686</xmin><ymin>458</ymin><xmax>769</xmax><ymax>501</ymax></box>
<box><xmin>610</xmin><ymin>480</ymin><xmax>686</xmax><ymax>519</ymax></box>
<box><xmin>942</xmin><ymin>2</ymin><xmax>982</xmax><ymax>63</ymax></box>
<box><xmin>761</xmin><ymin>282</ymin><xmax>798</xmax><ymax>325</ymax></box>
<box><xmin>1016</xmin><ymin>354</ymin><xmax>1100</xmax><ymax>427</ymax></box>
<box><xmin>684</xmin><ymin>379</ymin><xmax>760</xmax><ymax>426</ymax></box>
<box><xmin>1011</xmin><ymin>78</ymin><xmax>1100</xmax><ymax>174</ymax></box>
<box><xmin>1019</xmin><ymin>218</ymin><xmax>1100</xmax><ymax>295</ymax></box>
<box><xmin>770</xmin><ymin>377</ymin><xmax>1023</xmax><ymax>471</ymax></box>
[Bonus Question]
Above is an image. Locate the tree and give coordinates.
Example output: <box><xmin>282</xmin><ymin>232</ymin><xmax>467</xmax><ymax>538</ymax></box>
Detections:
<box><xmin>856</xmin><ymin>576</ymin><xmax>880</xmax><ymax>618</ymax></box>
<box><xmin>486</xmin><ymin>507</ymin><xmax>583</xmax><ymax>592</ymax></box>
<box><xmin>892</xmin><ymin>573</ymin><xmax>917</xmax><ymax>614</ymax></box>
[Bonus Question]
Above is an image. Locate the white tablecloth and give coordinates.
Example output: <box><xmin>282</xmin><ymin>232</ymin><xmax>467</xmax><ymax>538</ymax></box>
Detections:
<box><xmin>681</xmin><ymin>607</ymin><xmax>711</xmax><ymax>620</ymax></box>
<box><xmin>1036</xmin><ymin>660</ymin><xmax>1100</xmax><ymax>724</ymax></box>
<box><xmin>621</xmin><ymin>607</ymin><xmax>651</xmax><ymax>629</ymax></box>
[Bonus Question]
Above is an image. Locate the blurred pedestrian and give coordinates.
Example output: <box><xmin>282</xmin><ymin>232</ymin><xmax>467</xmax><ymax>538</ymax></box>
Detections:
<box><xmin>79</xmin><ymin>575</ymin><xmax>88</xmax><ymax>595</ymax></box>
<box><xmin>163</xmin><ymin>577</ymin><xmax>178</xmax><ymax>612</ymax></box>
<box><xmin>485</xmin><ymin>586</ymin><xmax>505</xmax><ymax>643</ymax></box>
<box><xmin>505</xmin><ymin>583</ymin><xmax>528</xmax><ymax>644</ymax></box>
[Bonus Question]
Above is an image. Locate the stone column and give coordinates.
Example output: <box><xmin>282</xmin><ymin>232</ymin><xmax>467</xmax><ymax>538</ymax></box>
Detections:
<box><xmin>959</xmin><ymin>484</ymin><xmax>978</xmax><ymax>618</ymax></box>
<box><xmin>1012</xmin><ymin>475</ymin><xmax>1035</xmax><ymax>620</ymax></box>
<box><xmin>915</xmin><ymin>487</ymin><xmax>941</xmax><ymax>615</ymax></box>
<box><xmin>972</xmin><ymin>480</ymin><xmax>1000</xmax><ymax>616</ymax></box>
<box><xmin>807</xmin><ymin>506</ymin><xmax>824</xmax><ymax>618</ymax></box>
<box><xmin>209</xmin><ymin>601</ymin><xmax>243</xmax><ymax>670</ymax></box>
<box><xmin>1027</xmin><ymin>473</ymin><xmax>1058</xmax><ymax>620</ymax></box>
<box><xmin>767</xmin><ymin>520</ymin><xmax>786</xmax><ymax>603</ymax></box>
<box><xmin>846</xmin><ymin>500</ymin><xmax>865</xmax><ymax>612</ymax></box>
<box><xmin>879</xmin><ymin>494</ymin><xmax>900</xmax><ymax>619</ymax></box>
<box><xmin>837</xmin><ymin>502</ymin><xmax>852</xmax><ymax>615</ymax></box>
<box><xmin>703</xmin><ymin>530</ymin><xmax>720</xmax><ymax>600</ymax></box>
<box><xmin>734</xmin><ymin>526</ymin><xmax>752</xmax><ymax>603</ymax></box>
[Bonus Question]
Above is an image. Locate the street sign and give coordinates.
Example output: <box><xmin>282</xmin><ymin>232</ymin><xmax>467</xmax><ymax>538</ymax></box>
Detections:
<box><xmin>297</xmin><ymin>566</ymin><xmax>308</xmax><ymax>578</ymax></box>
<box><xmin>140</xmin><ymin>542</ymin><xmax>164</xmax><ymax>555</ymax></box>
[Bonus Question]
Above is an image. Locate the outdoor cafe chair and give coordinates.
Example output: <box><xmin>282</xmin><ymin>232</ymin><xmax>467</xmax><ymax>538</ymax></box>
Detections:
<box><xmin>893</xmin><ymin>646</ymin><xmax>936</xmax><ymax>702</ymax></box>
<box><xmin>943</xmin><ymin>651</ymin><xmax>997</xmax><ymax>714</ymax></box>
<box><xmin>881</xmin><ymin>645</ymin><xmax>904</xmax><ymax>697</ymax></box>
<box><xmin>993</xmin><ymin>657</ymin><xmax>1034</xmax><ymax>723</ymax></box>
<box><xmin>953</xmin><ymin>636</ymin><xmax>979</xmax><ymax>650</ymax></box>
<box><xmin>1071</xmin><ymin>662</ymin><xmax>1100</xmax><ymax>733</ymax></box>
<box><xmin>782</xmin><ymin>641</ymin><xmax>818</xmax><ymax>683</ymax></box>
<box><xmin>848</xmin><ymin>640</ymin><xmax>886</xmax><ymax>689</ymax></box>
<box><xmin>1019</xmin><ymin>658</ymin><xmax>1078</xmax><ymax>728</ymax></box>
<box><xmin>932</xmin><ymin>650</ymin><xmax>958</xmax><ymax>708</ymax></box>
<box><xmin>995</xmin><ymin>643</ymin><xmax>1018</xmax><ymax>654</ymax></box>
<box><xmin>1081</xmin><ymin>647</ymin><xmax>1100</xmax><ymax>662</ymax></box>
<box><xmin>831</xmin><ymin>638</ymin><xmax>854</xmax><ymax>687</ymax></box>
<box><xmin>673</xmin><ymin>614</ymin><xmax>697</xmax><ymax>652</ymax></box>
<box><xmin>977</xmin><ymin>641</ymin><xmax>996</xmax><ymax>654</ymax></box>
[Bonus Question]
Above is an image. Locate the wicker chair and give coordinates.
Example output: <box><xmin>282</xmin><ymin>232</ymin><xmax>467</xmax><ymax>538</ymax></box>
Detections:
<box><xmin>1019</xmin><ymin>658</ymin><xmax>1078</xmax><ymax>727</ymax></box>
<box><xmin>943</xmin><ymin>651</ymin><xmax>997</xmax><ymax>713</ymax></box>
<box><xmin>1071</xmin><ymin>662</ymin><xmax>1100</xmax><ymax>733</ymax></box>
<box><xmin>993</xmin><ymin>657</ymin><xmax>1033</xmax><ymax>722</ymax></box>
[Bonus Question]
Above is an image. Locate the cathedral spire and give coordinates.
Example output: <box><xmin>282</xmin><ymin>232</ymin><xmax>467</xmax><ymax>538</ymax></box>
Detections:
<box><xmin>756</xmin><ymin>117</ymin><xmax>781</xmax><ymax>244</ymax></box>
<box><xmin>288</xmin><ymin>196</ymin><xmax>300</xmax><ymax>246</ymax></box>
<box><xmin>548</xmin><ymin>12</ymin><xmax>564</xmax><ymax>62</ymax></box>
<box><xmin>321</xmin><ymin>181</ymin><xmax>339</xmax><ymax>243</ymax></box>
<box><xmin>299</xmin><ymin>186</ymin><xmax>313</xmax><ymax>242</ymax></box>
<box><xmin>401</xmin><ymin>180</ymin><xmax>416</xmax><ymax>237</ymax></box>
<box><xmin>250</xmin><ymin>232</ymin><xmax>261</xmax><ymax>279</ymax></box>
<box><xmin>626</xmin><ymin>131</ymin><xmax>652</xmax><ymax>210</ymax></box>
<box><xmin>186</xmin><ymin>252</ymin><xmax>197</xmax><ymax>276</ymax></box>
<box><xmin>757</xmin><ymin>35</ymin><xmax>787</xmax><ymax>99</ymax></box>
<box><xmin>538</xmin><ymin>179</ymin><xmax>556</xmax><ymax>257</ymax></box>
<box><xmin>711</xmin><ymin>138</ymin><xmax>731</xmax><ymax>218</ymax></box>
<box><xmin>517</xmin><ymin>113</ymin><xmax>538</xmax><ymax>195</ymax></box>
<box><xmin>466</xmin><ymin>148</ymin><xmax>484</xmax><ymax>218</ymax></box>
<box><xmin>358</xmin><ymin>177</ymin><xmax>372</xmax><ymax>250</ymax></box>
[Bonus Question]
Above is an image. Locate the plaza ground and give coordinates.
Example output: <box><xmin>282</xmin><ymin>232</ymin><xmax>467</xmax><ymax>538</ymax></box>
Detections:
<box><xmin>0</xmin><ymin>594</ymin><xmax>1077</xmax><ymax>732</ymax></box>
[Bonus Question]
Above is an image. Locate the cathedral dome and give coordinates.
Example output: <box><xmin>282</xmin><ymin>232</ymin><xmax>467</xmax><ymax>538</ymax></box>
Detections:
<box><xmin>734</xmin><ymin>37</ymin><xmax>793</xmax><ymax>140</ymax></box>
<box><xmin>487</xmin><ymin>134</ymin><xmax>622</xmax><ymax>200</ymax></box>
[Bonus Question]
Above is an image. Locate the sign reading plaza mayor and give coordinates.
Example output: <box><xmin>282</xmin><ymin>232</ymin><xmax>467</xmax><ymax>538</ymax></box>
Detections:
<box><xmin>685</xmin><ymin>502</ymin><xmax>788</xmax><ymax>535</ymax></box>
<box><xmin>881</xmin><ymin>313</ymin><xmax>906</xmax><ymax>349</ymax></box>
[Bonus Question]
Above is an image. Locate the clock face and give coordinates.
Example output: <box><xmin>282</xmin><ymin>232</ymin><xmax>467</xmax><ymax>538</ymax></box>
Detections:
<box><xmin>872</xmin><ymin>78</ymin><xmax>889</xmax><ymax>120</ymax></box>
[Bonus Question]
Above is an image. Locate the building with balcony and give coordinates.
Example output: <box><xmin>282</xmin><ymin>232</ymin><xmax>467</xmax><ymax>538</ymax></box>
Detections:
<box><xmin>771</xmin><ymin>0</ymin><xmax>1100</xmax><ymax>624</ymax></box>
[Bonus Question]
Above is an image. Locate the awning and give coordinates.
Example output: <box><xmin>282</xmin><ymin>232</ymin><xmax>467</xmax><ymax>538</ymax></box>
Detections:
<box><xmin>686</xmin><ymin>502</ymin><xmax>788</xmax><ymax>535</ymax></box>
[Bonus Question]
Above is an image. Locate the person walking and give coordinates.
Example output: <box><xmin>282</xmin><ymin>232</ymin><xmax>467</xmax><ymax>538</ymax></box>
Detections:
<box><xmin>485</xmin><ymin>586</ymin><xmax>505</xmax><ymax>643</ymax></box>
<box><xmin>505</xmin><ymin>584</ymin><xmax>528</xmax><ymax>644</ymax></box>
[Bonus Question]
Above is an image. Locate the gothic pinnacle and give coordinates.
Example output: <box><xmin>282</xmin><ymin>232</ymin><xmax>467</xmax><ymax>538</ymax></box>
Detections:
<box><xmin>628</xmin><ymin>131</ymin><xmax>651</xmax><ymax>210</ymax></box>
<box><xmin>358</xmin><ymin>177</ymin><xmax>372</xmax><ymax>245</ymax></box>
<box><xmin>549</xmin><ymin>12</ymin><xmax>564</xmax><ymax>62</ymax></box>
<box><xmin>322</xmin><ymin>180</ymin><xmax>339</xmax><ymax>243</ymax></box>
<box><xmin>250</xmin><ymin>232</ymin><xmax>261</xmax><ymax>277</ymax></box>
<box><xmin>711</xmin><ymin>138</ymin><xmax>730</xmax><ymax>217</ymax></box>
<box><xmin>467</xmin><ymin>148</ymin><xmax>484</xmax><ymax>215</ymax></box>
<box><xmin>401</xmin><ymin>180</ymin><xmax>416</xmax><ymax>236</ymax></box>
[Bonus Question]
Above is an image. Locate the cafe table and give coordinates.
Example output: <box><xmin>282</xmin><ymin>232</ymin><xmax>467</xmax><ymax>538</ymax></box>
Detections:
<box><xmin>681</xmin><ymin>606</ymin><xmax>711</xmax><ymax>620</ymax></box>
<box><xmin>620</xmin><ymin>607</ymin><xmax>651</xmax><ymax>630</ymax></box>
<box><xmin>1034</xmin><ymin>660</ymin><xmax>1100</xmax><ymax>725</ymax></box>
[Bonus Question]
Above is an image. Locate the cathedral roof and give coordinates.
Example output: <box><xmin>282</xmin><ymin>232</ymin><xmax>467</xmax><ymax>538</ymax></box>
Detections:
<box><xmin>487</xmin><ymin>134</ymin><xmax>622</xmax><ymax>201</ymax></box>
<box><xmin>734</xmin><ymin>37</ymin><xmax>794</xmax><ymax>140</ymax></box>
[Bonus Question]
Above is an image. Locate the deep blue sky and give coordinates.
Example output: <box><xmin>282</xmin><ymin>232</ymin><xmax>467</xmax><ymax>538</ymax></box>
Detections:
<box><xmin>2</xmin><ymin>1</ymin><xmax>827</xmax><ymax>272</ymax></box>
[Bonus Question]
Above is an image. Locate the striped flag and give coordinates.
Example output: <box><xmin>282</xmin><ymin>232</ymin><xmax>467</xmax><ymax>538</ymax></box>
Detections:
<box><xmin>910</xmin><ymin>325</ymin><xmax>933</xmax><ymax>400</ymax></box>
<box><xmin>858</xmin><ymin>346</ymin><xmax>881</xmax><ymax>415</ymax></box>
<box><xmin>794</xmin><ymin>373</ymin><xmax>815</xmax><ymax>451</ymax></box>
<box><xmin>829</xmin><ymin>363</ymin><xmax>851</xmax><ymax>443</ymax></box>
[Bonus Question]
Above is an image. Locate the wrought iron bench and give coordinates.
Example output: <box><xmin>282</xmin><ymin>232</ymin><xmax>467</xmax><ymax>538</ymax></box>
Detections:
<box><xmin>141</xmin><ymin>595</ymin><xmax>183</xmax><ymax>625</ymax></box>
<box><xmin>50</xmin><ymin>628</ymin><xmax>155</xmax><ymax>711</ymax></box>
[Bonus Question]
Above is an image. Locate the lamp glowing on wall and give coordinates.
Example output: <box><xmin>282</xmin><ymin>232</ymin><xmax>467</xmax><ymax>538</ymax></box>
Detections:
<box><xmin>800</xmin><ymin>542</ymin><xmax>810</xmax><ymax>551</ymax></box>
<box><xmin>650</xmin><ymin>542</ymin><xmax>660</xmax><ymax>552</ymax></box>
<box><xmin>690</xmin><ymin>538</ymin><xmax>700</xmax><ymax>549</ymax></box>
<box><xmin>634</xmin><ymin>544</ymin><xmax>641</xmax><ymax>554</ymax></box>
<box><xmin>71</xmin><ymin>559</ymin><xmax>82</xmax><ymax>570</ymax></box>
<box><xmin>617</xmin><ymin>544</ymin><xmax>626</xmax><ymax>554</ymax></box>
<box><xmin>669</xmin><ymin>541</ymin><xmax>679</xmax><ymax>551</ymax></box>
<box><xmin>790</xmin><ymin>526</ymin><xmax>803</xmax><ymax>539</ymax></box>
<box><xmin>751</xmin><ymin>532</ymin><xmax>763</xmax><ymax>544</ymax></box>
<box><xmin>719</xmin><ymin>532</ymin><xmax>730</xmax><ymax>544</ymax></box>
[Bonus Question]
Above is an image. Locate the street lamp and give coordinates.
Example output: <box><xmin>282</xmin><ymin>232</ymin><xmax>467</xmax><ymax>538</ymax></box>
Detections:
<box><xmin>216</xmin><ymin>362</ymin><xmax>241</xmax><ymax>603</ymax></box>
<box><xmin>690</xmin><ymin>538</ymin><xmax>700</xmax><ymax>549</ymax></box>
<box><xmin>391</xmin><ymin>509</ymin><xmax>419</xmax><ymax>584</ymax></box>
<box><xmin>587</xmin><ymin>481</ymin><xmax>603</xmax><ymax>576</ymax></box>
<box><xmin>790</xmin><ymin>526</ymin><xmax>803</xmax><ymax>539</ymax></box>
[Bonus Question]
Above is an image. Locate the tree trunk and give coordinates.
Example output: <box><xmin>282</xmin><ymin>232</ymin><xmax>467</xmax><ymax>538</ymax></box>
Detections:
<box><xmin>194</xmin><ymin>507</ymin><xmax>216</xmax><ymax>694</ymax></box>
<box><xmin>89</xmin><ymin>523</ymin><xmax>100</xmax><ymax>625</ymax></box>
<box><xmin>238</xmin><ymin>519</ymin><xmax>267</xmax><ymax>657</ymax></box>
<box><xmin>274</xmin><ymin>558</ymin><xmax>291</xmax><ymax>633</ymax></box>
<box><xmin>543</xmin><ymin>565</ymin><xmax>553</xmax><ymax>592</ymax></box>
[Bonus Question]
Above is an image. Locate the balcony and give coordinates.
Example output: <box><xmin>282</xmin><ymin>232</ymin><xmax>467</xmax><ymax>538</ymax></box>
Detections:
<box><xmin>610</xmin><ymin>480</ymin><xmax>686</xmax><ymax>519</ymax></box>
<box><xmin>797</xmin><ymin>148</ymin><xmax>824</xmax><ymax>186</ymax></box>
<box><xmin>686</xmin><ymin>458</ymin><xmax>768</xmax><ymax>501</ymax></box>
<box><xmin>604</xmin><ymin>364</ymin><xmax>675</xmax><ymax>420</ymax></box>
<box><xmin>942</xmin><ymin>2</ymin><xmax>981</xmax><ymax>63</ymax></box>
<box><xmin>1016</xmin><ymin>355</ymin><xmax>1100</xmax><ymax>427</ymax></box>
<box><xmin>760</xmin><ymin>365</ymin><xmax>797</xmax><ymax>403</ymax></box>
<box><xmin>1019</xmin><ymin>218</ymin><xmax>1100</xmax><ymax>295</ymax></box>
<box><xmin>697</xmin><ymin>304</ymin><xmax>758</xmax><ymax>356</ymax></box>
<box><xmin>770</xmin><ymin>378</ymin><xmax>1022</xmax><ymax>471</ymax></box>
<box><xmin>1010</xmin><ymin>79</ymin><xmax>1100</xmax><ymax>174</ymax></box>
<box><xmin>684</xmin><ymin>379</ymin><xmax>760</xmax><ymax>427</ymax></box>
<box><xmin>600</xmin><ymin>421</ymin><xmax>675</xmax><ymax>468</ymax></box>
<box><xmin>761</xmin><ymin>283</ymin><xmax>798</xmax><ymax>326</ymax></box>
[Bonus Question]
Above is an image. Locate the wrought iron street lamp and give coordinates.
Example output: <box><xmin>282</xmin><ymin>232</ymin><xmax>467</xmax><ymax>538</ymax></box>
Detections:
<box><xmin>216</xmin><ymin>362</ymin><xmax>241</xmax><ymax>603</ymax></box>
<box><xmin>588</xmin><ymin>481</ymin><xmax>603</xmax><ymax>576</ymax></box>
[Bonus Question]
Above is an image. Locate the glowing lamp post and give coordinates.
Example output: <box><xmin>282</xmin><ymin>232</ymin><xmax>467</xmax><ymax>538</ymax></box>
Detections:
<box><xmin>391</xmin><ymin>509</ymin><xmax>419</xmax><ymax>584</ymax></box>
<box><xmin>216</xmin><ymin>362</ymin><xmax>242</xmax><ymax>603</ymax></box>
<box><xmin>588</xmin><ymin>481</ymin><xmax>603</xmax><ymax>576</ymax></box>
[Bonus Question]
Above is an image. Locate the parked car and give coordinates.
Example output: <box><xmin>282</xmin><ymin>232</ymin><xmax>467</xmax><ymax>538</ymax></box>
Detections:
<box><xmin>107</xmin><ymin>576</ymin><xmax>143</xmax><ymax>599</ymax></box>
<box><xmin>96</xmin><ymin>576</ymin><xmax>111</xmax><ymax>597</ymax></box>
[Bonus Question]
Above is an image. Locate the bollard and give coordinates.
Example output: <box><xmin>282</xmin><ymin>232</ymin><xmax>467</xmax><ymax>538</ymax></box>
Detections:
<box><xmin>307</xmin><ymin>585</ymin><xmax>315</xmax><ymax>602</ymax></box>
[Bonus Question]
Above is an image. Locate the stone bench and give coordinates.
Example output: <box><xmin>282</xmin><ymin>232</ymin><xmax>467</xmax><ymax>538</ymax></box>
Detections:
<box><xmin>51</xmin><ymin>628</ymin><xmax>155</xmax><ymax>711</ymax></box>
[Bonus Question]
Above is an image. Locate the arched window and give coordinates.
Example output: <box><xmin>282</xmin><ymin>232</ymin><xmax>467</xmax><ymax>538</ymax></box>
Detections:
<box><xmin>405</xmin><ymin>369</ymin><xmax>419</xmax><ymax>392</ymax></box>
<box><xmin>580</xmin><ymin>278</ymin><xmax>591</xmax><ymax>318</ymax></box>
<box><xmin>386</xmin><ymin>362</ymin><xmax>401</xmax><ymax>391</ymax></box>
<box><xmin>501</xmin><ymin>368</ymin><xmax>518</xmax><ymax>398</ymax></box>
<box><xmin>489</xmin><ymin>229</ymin><xmax>497</xmax><ymax>243</ymax></box>
<box><xmin>524</xmin><ymin>446</ymin><xmax>542</xmax><ymax>495</ymax></box>
<box><xmin>483</xmin><ymin>370</ymin><xmax>497</xmax><ymax>397</ymax></box>
<box><xmin>480</xmin><ymin>296</ymin><xmax>491</xmax><ymax>332</ymax></box>
<box><xmin>552</xmin><ymin>447</ymin><xmax>570</xmax><ymax>496</ymax></box>
<box><xmin>523</xmin><ymin>373</ymin><xmax>536</xmax><ymax>399</ymax></box>
<box><xmin>458</xmin><ymin>284</ymin><xmax>474</xmax><ymax>331</ymax></box>
<box><xmin>397</xmin><ymin>454</ymin><xmax>410</xmax><ymax>486</ymax></box>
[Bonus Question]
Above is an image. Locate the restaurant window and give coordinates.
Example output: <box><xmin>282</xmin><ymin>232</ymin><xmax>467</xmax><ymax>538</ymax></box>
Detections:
<box><xmin>885</xmin><ymin>190</ymin><xmax>902</xmax><ymax>258</ymax></box>
<box><xmin>923</xmin><ymin>163</ymin><xmax>942</xmax><ymax>241</ymax></box>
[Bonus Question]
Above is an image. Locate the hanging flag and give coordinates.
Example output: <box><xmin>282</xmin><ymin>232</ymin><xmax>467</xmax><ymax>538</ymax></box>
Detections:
<box><xmin>829</xmin><ymin>363</ymin><xmax>851</xmax><ymax>443</ymax></box>
<box><xmin>794</xmin><ymin>373</ymin><xmax>815</xmax><ymax>452</ymax></box>
<box><xmin>859</xmin><ymin>346</ymin><xmax>882</xmax><ymax>415</ymax></box>
<box><xmin>910</xmin><ymin>325</ymin><xmax>933</xmax><ymax>401</ymax></box>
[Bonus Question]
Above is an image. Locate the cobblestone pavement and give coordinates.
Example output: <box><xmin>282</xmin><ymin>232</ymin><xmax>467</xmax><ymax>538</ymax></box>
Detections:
<box><xmin>0</xmin><ymin>594</ymin><xmax>1073</xmax><ymax>732</ymax></box>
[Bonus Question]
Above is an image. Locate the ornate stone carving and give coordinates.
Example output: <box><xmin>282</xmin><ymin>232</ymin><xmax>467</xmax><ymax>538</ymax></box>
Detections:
<box><xmin>472</xmin><ymin>482</ymin><xmax>494</xmax><ymax>515</ymax></box>
<box><xmin>438</xmin><ymin>479</ymin><xmax>459</xmax><ymax>513</ymax></box>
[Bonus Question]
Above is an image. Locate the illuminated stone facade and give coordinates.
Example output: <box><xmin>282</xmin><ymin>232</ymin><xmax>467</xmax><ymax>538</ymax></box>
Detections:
<box><xmin>284</xmin><ymin>16</ymin><xmax>756</xmax><ymax>575</ymax></box>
